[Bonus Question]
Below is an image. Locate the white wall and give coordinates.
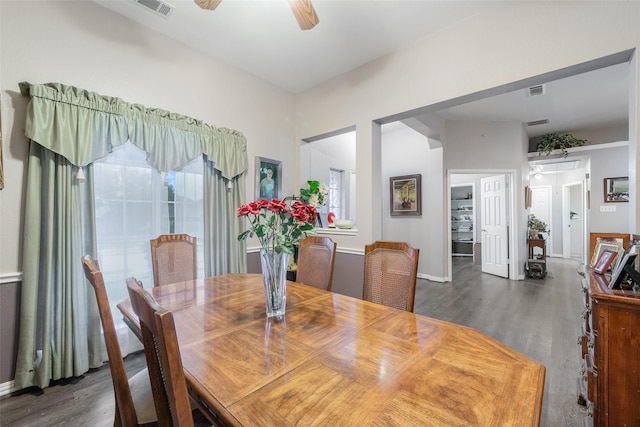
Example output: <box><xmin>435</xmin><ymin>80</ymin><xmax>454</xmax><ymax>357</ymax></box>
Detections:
<box><xmin>589</xmin><ymin>145</ymin><xmax>630</xmax><ymax>232</ymax></box>
<box><xmin>300</xmin><ymin>131</ymin><xmax>356</xmax><ymax>224</ymax></box>
<box><xmin>294</xmin><ymin>1</ymin><xmax>640</xmax><ymax>278</ymax></box>
<box><xmin>529</xmin><ymin>143</ymin><xmax>628</xmax><ymax>257</ymax></box>
<box><xmin>0</xmin><ymin>1</ymin><xmax>296</xmax><ymax>275</ymax></box>
<box><xmin>444</xmin><ymin>120</ymin><xmax>528</xmax><ymax>278</ymax></box>
<box><xmin>380</xmin><ymin>123</ymin><xmax>444</xmax><ymax>279</ymax></box>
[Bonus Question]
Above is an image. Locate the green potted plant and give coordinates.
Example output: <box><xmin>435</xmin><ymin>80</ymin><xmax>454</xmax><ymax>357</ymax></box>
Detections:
<box><xmin>536</xmin><ymin>132</ymin><xmax>588</xmax><ymax>158</ymax></box>
<box><xmin>528</xmin><ymin>214</ymin><xmax>549</xmax><ymax>239</ymax></box>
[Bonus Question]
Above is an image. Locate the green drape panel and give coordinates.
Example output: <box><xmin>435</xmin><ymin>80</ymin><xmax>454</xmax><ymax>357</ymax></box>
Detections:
<box><xmin>16</xmin><ymin>81</ymin><xmax>248</xmax><ymax>390</ymax></box>
<box><xmin>14</xmin><ymin>143</ymin><xmax>101</xmax><ymax>389</ymax></box>
<box><xmin>204</xmin><ymin>158</ymin><xmax>247</xmax><ymax>275</ymax></box>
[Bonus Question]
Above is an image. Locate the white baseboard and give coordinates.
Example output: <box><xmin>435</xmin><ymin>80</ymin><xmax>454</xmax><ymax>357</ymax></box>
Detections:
<box><xmin>417</xmin><ymin>273</ymin><xmax>446</xmax><ymax>282</ymax></box>
<box><xmin>0</xmin><ymin>380</ymin><xmax>16</xmax><ymax>397</ymax></box>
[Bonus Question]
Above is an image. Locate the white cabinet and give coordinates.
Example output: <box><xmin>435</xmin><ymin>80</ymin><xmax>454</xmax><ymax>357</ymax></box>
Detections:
<box><xmin>451</xmin><ymin>185</ymin><xmax>474</xmax><ymax>256</ymax></box>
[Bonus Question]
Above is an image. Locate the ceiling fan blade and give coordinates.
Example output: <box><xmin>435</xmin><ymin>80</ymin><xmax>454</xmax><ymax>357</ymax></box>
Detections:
<box><xmin>194</xmin><ymin>0</ymin><xmax>223</xmax><ymax>11</ymax></box>
<box><xmin>287</xmin><ymin>0</ymin><xmax>319</xmax><ymax>30</ymax></box>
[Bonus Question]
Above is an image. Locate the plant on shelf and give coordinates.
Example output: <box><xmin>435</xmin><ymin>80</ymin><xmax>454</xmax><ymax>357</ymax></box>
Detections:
<box><xmin>299</xmin><ymin>180</ymin><xmax>329</xmax><ymax>207</ymax></box>
<box><xmin>528</xmin><ymin>214</ymin><xmax>549</xmax><ymax>238</ymax></box>
<box><xmin>536</xmin><ymin>132</ymin><xmax>588</xmax><ymax>158</ymax></box>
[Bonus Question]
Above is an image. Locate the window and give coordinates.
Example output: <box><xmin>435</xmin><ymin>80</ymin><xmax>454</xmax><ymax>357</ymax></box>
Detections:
<box><xmin>329</xmin><ymin>168</ymin><xmax>344</xmax><ymax>220</ymax></box>
<box><xmin>93</xmin><ymin>142</ymin><xmax>204</xmax><ymax>354</ymax></box>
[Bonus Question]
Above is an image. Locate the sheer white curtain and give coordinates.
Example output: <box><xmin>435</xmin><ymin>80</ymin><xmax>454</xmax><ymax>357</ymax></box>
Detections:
<box><xmin>93</xmin><ymin>141</ymin><xmax>204</xmax><ymax>357</ymax></box>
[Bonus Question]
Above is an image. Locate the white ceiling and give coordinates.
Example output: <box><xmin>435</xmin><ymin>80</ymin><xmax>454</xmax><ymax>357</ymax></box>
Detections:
<box><xmin>93</xmin><ymin>0</ymin><xmax>629</xmax><ymax>138</ymax></box>
<box><xmin>94</xmin><ymin>0</ymin><xmax>492</xmax><ymax>94</ymax></box>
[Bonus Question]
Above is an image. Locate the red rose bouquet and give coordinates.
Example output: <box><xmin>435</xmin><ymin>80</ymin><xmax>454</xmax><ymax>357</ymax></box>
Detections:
<box><xmin>237</xmin><ymin>199</ymin><xmax>318</xmax><ymax>254</ymax></box>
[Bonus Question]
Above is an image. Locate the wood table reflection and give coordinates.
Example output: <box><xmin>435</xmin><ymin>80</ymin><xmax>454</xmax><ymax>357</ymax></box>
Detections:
<box><xmin>118</xmin><ymin>274</ymin><xmax>545</xmax><ymax>426</ymax></box>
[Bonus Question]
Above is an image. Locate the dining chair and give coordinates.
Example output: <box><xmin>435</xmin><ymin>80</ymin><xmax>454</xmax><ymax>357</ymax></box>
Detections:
<box><xmin>81</xmin><ymin>255</ymin><xmax>158</xmax><ymax>427</ymax></box>
<box><xmin>126</xmin><ymin>276</ymin><xmax>195</xmax><ymax>427</ymax></box>
<box><xmin>362</xmin><ymin>241</ymin><xmax>420</xmax><ymax>312</ymax></box>
<box><xmin>295</xmin><ymin>236</ymin><xmax>337</xmax><ymax>291</ymax></box>
<box><xmin>150</xmin><ymin>234</ymin><xmax>197</xmax><ymax>287</ymax></box>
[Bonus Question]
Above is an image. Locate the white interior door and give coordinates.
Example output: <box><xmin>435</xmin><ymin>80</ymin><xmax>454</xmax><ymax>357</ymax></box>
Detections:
<box><xmin>562</xmin><ymin>182</ymin><xmax>584</xmax><ymax>260</ymax></box>
<box><xmin>481</xmin><ymin>174</ymin><xmax>509</xmax><ymax>278</ymax></box>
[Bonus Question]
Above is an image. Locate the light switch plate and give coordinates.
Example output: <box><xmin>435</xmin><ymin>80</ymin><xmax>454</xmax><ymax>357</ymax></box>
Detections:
<box><xmin>600</xmin><ymin>205</ymin><xmax>617</xmax><ymax>212</ymax></box>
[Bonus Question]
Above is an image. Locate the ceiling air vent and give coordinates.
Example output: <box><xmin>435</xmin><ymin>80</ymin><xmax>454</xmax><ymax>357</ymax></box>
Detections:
<box><xmin>526</xmin><ymin>119</ymin><xmax>549</xmax><ymax>126</ymax></box>
<box><xmin>527</xmin><ymin>84</ymin><xmax>546</xmax><ymax>97</ymax></box>
<box><xmin>133</xmin><ymin>0</ymin><xmax>174</xmax><ymax>18</ymax></box>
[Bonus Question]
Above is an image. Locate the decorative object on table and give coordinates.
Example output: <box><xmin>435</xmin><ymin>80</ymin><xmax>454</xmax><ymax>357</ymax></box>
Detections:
<box><xmin>592</xmin><ymin>250</ymin><xmax>617</xmax><ymax>275</ymax></box>
<box><xmin>327</xmin><ymin>212</ymin><xmax>336</xmax><ymax>228</ymax></box>
<box><xmin>390</xmin><ymin>174</ymin><xmax>422</xmax><ymax>216</ymax></box>
<box><xmin>536</xmin><ymin>132</ymin><xmax>588</xmax><ymax>158</ymax></box>
<box><xmin>603</xmin><ymin>176</ymin><xmax>629</xmax><ymax>203</ymax></box>
<box><xmin>334</xmin><ymin>219</ymin><xmax>353</xmax><ymax>229</ymax></box>
<box><xmin>237</xmin><ymin>199</ymin><xmax>318</xmax><ymax>317</ymax></box>
<box><xmin>255</xmin><ymin>156</ymin><xmax>282</xmax><ymax>201</ymax></box>
<box><xmin>527</xmin><ymin>214</ymin><xmax>549</xmax><ymax>239</ymax></box>
<box><xmin>300</xmin><ymin>180</ymin><xmax>329</xmax><ymax>227</ymax></box>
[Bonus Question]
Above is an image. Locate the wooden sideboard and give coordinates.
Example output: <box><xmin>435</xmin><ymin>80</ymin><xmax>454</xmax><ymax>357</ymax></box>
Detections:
<box><xmin>578</xmin><ymin>268</ymin><xmax>640</xmax><ymax>426</ymax></box>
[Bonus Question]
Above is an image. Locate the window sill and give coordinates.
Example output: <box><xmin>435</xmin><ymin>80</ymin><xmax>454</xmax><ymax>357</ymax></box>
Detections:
<box><xmin>316</xmin><ymin>227</ymin><xmax>358</xmax><ymax>236</ymax></box>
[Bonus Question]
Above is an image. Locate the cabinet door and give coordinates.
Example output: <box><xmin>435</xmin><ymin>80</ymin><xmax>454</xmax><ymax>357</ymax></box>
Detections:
<box><xmin>604</xmin><ymin>304</ymin><xmax>640</xmax><ymax>426</ymax></box>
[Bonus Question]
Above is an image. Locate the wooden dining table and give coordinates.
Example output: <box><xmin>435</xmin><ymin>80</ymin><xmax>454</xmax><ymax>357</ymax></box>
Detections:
<box><xmin>117</xmin><ymin>274</ymin><xmax>545</xmax><ymax>426</ymax></box>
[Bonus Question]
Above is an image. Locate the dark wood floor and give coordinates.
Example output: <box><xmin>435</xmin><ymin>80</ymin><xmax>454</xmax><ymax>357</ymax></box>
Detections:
<box><xmin>1</xmin><ymin>257</ymin><xmax>585</xmax><ymax>426</ymax></box>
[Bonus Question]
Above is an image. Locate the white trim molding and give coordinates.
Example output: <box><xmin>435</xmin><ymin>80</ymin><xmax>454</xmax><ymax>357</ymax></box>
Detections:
<box><xmin>0</xmin><ymin>380</ymin><xmax>16</xmax><ymax>397</ymax></box>
<box><xmin>0</xmin><ymin>272</ymin><xmax>22</xmax><ymax>285</ymax></box>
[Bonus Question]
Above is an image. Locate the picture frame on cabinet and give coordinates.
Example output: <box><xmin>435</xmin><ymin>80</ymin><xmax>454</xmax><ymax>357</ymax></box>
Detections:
<box><xmin>589</xmin><ymin>233</ymin><xmax>628</xmax><ymax>268</ymax></box>
<box><xmin>593</xmin><ymin>250</ymin><xmax>616</xmax><ymax>275</ymax></box>
<box><xmin>390</xmin><ymin>174</ymin><xmax>422</xmax><ymax>216</ymax></box>
<box><xmin>609</xmin><ymin>253</ymin><xmax>638</xmax><ymax>289</ymax></box>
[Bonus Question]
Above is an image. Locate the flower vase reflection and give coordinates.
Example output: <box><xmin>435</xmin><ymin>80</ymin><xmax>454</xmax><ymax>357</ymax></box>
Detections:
<box><xmin>263</xmin><ymin>316</ymin><xmax>287</xmax><ymax>374</ymax></box>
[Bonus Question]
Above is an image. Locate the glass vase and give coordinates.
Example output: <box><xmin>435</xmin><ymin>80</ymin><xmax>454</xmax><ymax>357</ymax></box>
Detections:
<box><xmin>259</xmin><ymin>248</ymin><xmax>290</xmax><ymax>318</ymax></box>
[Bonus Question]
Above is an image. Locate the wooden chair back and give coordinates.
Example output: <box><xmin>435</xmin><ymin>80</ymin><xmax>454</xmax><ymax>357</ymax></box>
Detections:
<box><xmin>150</xmin><ymin>234</ymin><xmax>197</xmax><ymax>287</ymax></box>
<box><xmin>82</xmin><ymin>255</ymin><xmax>139</xmax><ymax>426</ymax></box>
<box><xmin>126</xmin><ymin>277</ymin><xmax>194</xmax><ymax>427</ymax></box>
<box><xmin>363</xmin><ymin>241</ymin><xmax>420</xmax><ymax>312</ymax></box>
<box><xmin>295</xmin><ymin>236</ymin><xmax>337</xmax><ymax>291</ymax></box>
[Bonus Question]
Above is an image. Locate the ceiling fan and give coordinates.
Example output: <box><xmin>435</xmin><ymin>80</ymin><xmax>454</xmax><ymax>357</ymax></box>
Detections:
<box><xmin>194</xmin><ymin>0</ymin><xmax>319</xmax><ymax>30</ymax></box>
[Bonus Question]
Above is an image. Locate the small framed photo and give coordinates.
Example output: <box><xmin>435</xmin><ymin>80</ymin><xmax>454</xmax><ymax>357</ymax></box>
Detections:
<box><xmin>604</xmin><ymin>176</ymin><xmax>629</xmax><ymax>203</ymax></box>
<box><xmin>590</xmin><ymin>238</ymin><xmax>624</xmax><ymax>268</ymax></box>
<box><xmin>255</xmin><ymin>156</ymin><xmax>282</xmax><ymax>201</ymax></box>
<box><xmin>390</xmin><ymin>174</ymin><xmax>421</xmax><ymax>216</ymax></box>
<box><xmin>609</xmin><ymin>253</ymin><xmax>638</xmax><ymax>289</ymax></box>
<box><xmin>592</xmin><ymin>250</ymin><xmax>616</xmax><ymax>275</ymax></box>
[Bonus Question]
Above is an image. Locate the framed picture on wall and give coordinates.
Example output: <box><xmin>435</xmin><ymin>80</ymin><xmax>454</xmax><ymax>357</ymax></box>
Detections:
<box><xmin>604</xmin><ymin>176</ymin><xmax>629</xmax><ymax>202</ymax></box>
<box><xmin>255</xmin><ymin>156</ymin><xmax>282</xmax><ymax>201</ymax></box>
<box><xmin>390</xmin><ymin>174</ymin><xmax>421</xmax><ymax>216</ymax></box>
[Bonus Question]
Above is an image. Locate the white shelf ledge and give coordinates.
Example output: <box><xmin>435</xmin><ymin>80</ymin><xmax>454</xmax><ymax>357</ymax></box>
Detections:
<box><xmin>316</xmin><ymin>227</ymin><xmax>358</xmax><ymax>236</ymax></box>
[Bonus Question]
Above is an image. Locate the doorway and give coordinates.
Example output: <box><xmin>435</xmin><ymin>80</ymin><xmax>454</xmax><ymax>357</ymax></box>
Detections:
<box><xmin>448</xmin><ymin>171</ymin><xmax>516</xmax><ymax>281</ymax></box>
<box><xmin>562</xmin><ymin>182</ymin><xmax>586</xmax><ymax>262</ymax></box>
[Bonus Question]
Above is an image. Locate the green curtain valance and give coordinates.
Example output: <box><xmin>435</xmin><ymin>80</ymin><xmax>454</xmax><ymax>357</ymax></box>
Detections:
<box><xmin>19</xmin><ymin>82</ymin><xmax>247</xmax><ymax>179</ymax></box>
